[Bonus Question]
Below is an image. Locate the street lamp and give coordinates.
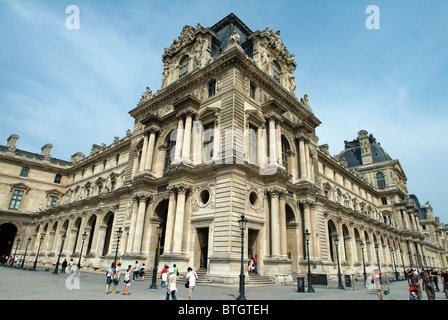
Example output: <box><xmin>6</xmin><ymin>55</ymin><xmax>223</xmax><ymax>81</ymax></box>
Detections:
<box><xmin>20</xmin><ymin>237</ymin><xmax>32</xmax><ymax>269</ymax></box>
<box><xmin>333</xmin><ymin>236</ymin><xmax>344</xmax><ymax>289</ymax></box>
<box><xmin>305</xmin><ymin>229</ymin><xmax>314</xmax><ymax>293</ymax></box>
<box><xmin>10</xmin><ymin>238</ymin><xmax>20</xmax><ymax>268</ymax></box>
<box><xmin>375</xmin><ymin>244</ymin><xmax>382</xmax><ymax>282</ymax></box>
<box><xmin>360</xmin><ymin>241</ymin><xmax>367</xmax><ymax>283</ymax></box>
<box><xmin>237</xmin><ymin>214</ymin><xmax>248</xmax><ymax>300</ymax></box>
<box><xmin>53</xmin><ymin>233</ymin><xmax>66</xmax><ymax>274</ymax></box>
<box><xmin>150</xmin><ymin>223</ymin><xmax>163</xmax><ymax>289</ymax></box>
<box><xmin>390</xmin><ymin>247</ymin><xmax>398</xmax><ymax>281</ymax></box>
<box><xmin>32</xmin><ymin>235</ymin><xmax>45</xmax><ymax>271</ymax></box>
<box><xmin>77</xmin><ymin>232</ymin><xmax>88</xmax><ymax>269</ymax></box>
<box><xmin>114</xmin><ymin>227</ymin><xmax>123</xmax><ymax>265</ymax></box>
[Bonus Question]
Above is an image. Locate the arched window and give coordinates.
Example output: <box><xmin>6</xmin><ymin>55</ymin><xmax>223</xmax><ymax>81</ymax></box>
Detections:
<box><xmin>179</xmin><ymin>55</ymin><xmax>189</xmax><ymax>78</ymax></box>
<box><xmin>281</xmin><ymin>136</ymin><xmax>290</xmax><ymax>171</ymax></box>
<box><xmin>273</xmin><ymin>60</ymin><xmax>281</xmax><ymax>83</ymax></box>
<box><xmin>376</xmin><ymin>172</ymin><xmax>386</xmax><ymax>189</ymax></box>
<box><xmin>164</xmin><ymin>131</ymin><xmax>176</xmax><ymax>170</ymax></box>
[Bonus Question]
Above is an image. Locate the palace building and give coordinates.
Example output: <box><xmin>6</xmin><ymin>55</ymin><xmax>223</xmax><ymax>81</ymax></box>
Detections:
<box><xmin>1</xmin><ymin>14</ymin><xmax>446</xmax><ymax>284</ymax></box>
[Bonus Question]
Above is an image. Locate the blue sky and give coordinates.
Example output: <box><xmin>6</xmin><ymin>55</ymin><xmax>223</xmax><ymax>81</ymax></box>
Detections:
<box><xmin>1</xmin><ymin>0</ymin><xmax>447</xmax><ymax>223</ymax></box>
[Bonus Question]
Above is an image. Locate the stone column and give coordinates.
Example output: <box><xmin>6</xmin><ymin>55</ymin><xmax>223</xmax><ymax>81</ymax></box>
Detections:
<box><xmin>144</xmin><ymin>129</ymin><xmax>157</xmax><ymax>171</ymax></box>
<box><xmin>172</xmin><ymin>185</ymin><xmax>189</xmax><ymax>253</ymax></box>
<box><xmin>301</xmin><ymin>201</ymin><xmax>314</xmax><ymax>258</ymax></box>
<box><xmin>126</xmin><ymin>197</ymin><xmax>139</xmax><ymax>252</ymax></box>
<box><xmin>276</xmin><ymin>120</ymin><xmax>282</xmax><ymax>167</ymax></box>
<box><xmin>132</xmin><ymin>195</ymin><xmax>151</xmax><ymax>253</ymax></box>
<box><xmin>268</xmin><ymin>117</ymin><xmax>277</xmax><ymax>166</ymax></box>
<box><xmin>163</xmin><ymin>187</ymin><xmax>177</xmax><ymax>254</ymax></box>
<box><xmin>268</xmin><ymin>189</ymin><xmax>281</xmax><ymax>257</ymax></box>
<box><xmin>298</xmin><ymin>138</ymin><xmax>307</xmax><ymax>179</ymax></box>
<box><xmin>279</xmin><ymin>195</ymin><xmax>287</xmax><ymax>257</ymax></box>
<box><xmin>174</xmin><ymin>116</ymin><xmax>184</xmax><ymax>162</ymax></box>
<box><xmin>181</xmin><ymin>113</ymin><xmax>193</xmax><ymax>163</ymax></box>
<box><xmin>139</xmin><ymin>133</ymin><xmax>149</xmax><ymax>172</ymax></box>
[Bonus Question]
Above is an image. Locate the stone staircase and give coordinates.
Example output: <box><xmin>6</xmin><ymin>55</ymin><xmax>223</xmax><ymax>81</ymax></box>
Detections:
<box><xmin>247</xmin><ymin>272</ymin><xmax>276</xmax><ymax>286</ymax></box>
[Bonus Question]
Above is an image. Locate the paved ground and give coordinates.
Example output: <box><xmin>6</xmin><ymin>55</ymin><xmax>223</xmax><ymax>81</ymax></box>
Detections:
<box><xmin>1</xmin><ymin>266</ymin><xmax>446</xmax><ymax>301</ymax></box>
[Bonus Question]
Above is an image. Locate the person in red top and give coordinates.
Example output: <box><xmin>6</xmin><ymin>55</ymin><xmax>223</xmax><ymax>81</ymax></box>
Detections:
<box><xmin>253</xmin><ymin>255</ymin><xmax>258</xmax><ymax>274</ymax></box>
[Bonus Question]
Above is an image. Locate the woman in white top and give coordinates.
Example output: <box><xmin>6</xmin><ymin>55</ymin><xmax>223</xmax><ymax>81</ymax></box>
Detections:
<box><xmin>166</xmin><ymin>269</ymin><xmax>177</xmax><ymax>300</ymax></box>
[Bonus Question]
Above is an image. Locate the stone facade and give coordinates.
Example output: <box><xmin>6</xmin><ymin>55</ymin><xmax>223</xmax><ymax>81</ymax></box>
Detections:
<box><xmin>1</xmin><ymin>14</ymin><xmax>446</xmax><ymax>283</ymax></box>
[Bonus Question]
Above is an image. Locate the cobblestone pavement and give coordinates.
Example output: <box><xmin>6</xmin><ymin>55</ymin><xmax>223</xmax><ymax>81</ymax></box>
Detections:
<box><xmin>1</xmin><ymin>267</ymin><xmax>447</xmax><ymax>301</ymax></box>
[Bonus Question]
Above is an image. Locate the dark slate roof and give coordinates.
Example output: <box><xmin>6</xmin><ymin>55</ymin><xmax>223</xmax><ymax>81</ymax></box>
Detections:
<box><xmin>337</xmin><ymin>134</ymin><xmax>392</xmax><ymax>167</ymax></box>
<box><xmin>0</xmin><ymin>145</ymin><xmax>72</xmax><ymax>166</ymax></box>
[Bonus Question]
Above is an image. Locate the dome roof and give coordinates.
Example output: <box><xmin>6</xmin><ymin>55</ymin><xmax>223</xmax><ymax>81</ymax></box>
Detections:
<box><xmin>337</xmin><ymin>132</ymin><xmax>392</xmax><ymax>167</ymax></box>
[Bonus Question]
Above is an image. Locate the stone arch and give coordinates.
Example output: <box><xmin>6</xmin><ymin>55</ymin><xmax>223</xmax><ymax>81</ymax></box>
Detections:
<box><xmin>0</xmin><ymin>223</ymin><xmax>18</xmax><ymax>258</ymax></box>
<box><xmin>327</xmin><ymin>219</ymin><xmax>338</xmax><ymax>262</ymax></box>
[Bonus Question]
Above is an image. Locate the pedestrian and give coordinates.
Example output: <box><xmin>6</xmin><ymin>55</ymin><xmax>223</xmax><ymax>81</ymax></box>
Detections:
<box><xmin>173</xmin><ymin>264</ymin><xmax>178</xmax><ymax>276</ymax></box>
<box><xmin>122</xmin><ymin>265</ymin><xmax>132</xmax><ymax>295</ymax></box>
<box><xmin>431</xmin><ymin>268</ymin><xmax>440</xmax><ymax>292</ymax></box>
<box><xmin>161</xmin><ymin>264</ymin><xmax>168</xmax><ymax>287</ymax></box>
<box><xmin>407</xmin><ymin>269</ymin><xmax>420</xmax><ymax>300</ymax></box>
<box><xmin>373</xmin><ymin>268</ymin><xmax>384</xmax><ymax>300</ymax></box>
<box><xmin>133</xmin><ymin>261</ymin><xmax>139</xmax><ymax>281</ymax></box>
<box><xmin>113</xmin><ymin>262</ymin><xmax>122</xmax><ymax>293</ymax></box>
<box><xmin>441</xmin><ymin>269</ymin><xmax>448</xmax><ymax>299</ymax></box>
<box><xmin>166</xmin><ymin>269</ymin><xmax>177</xmax><ymax>300</ymax></box>
<box><xmin>185</xmin><ymin>267</ymin><xmax>198</xmax><ymax>300</ymax></box>
<box><xmin>139</xmin><ymin>263</ymin><xmax>145</xmax><ymax>281</ymax></box>
<box><xmin>67</xmin><ymin>259</ymin><xmax>74</xmax><ymax>273</ymax></box>
<box><xmin>422</xmin><ymin>269</ymin><xmax>436</xmax><ymax>300</ymax></box>
<box><xmin>106</xmin><ymin>262</ymin><xmax>117</xmax><ymax>294</ymax></box>
<box><xmin>61</xmin><ymin>259</ymin><xmax>67</xmax><ymax>273</ymax></box>
<box><xmin>253</xmin><ymin>255</ymin><xmax>258</xmax><ymax>274</ymax></box>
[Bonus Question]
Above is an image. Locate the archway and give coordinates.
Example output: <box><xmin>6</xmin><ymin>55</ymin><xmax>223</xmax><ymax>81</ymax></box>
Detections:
<box><xmin>0</xmin><ymin>223</ymin><xmax>18</xmax><ymax>258</ymax></box>
<box><xmin>154</xmin><ymin>199</ymin><xmax>168</xmax><ymax>255</ymax></box>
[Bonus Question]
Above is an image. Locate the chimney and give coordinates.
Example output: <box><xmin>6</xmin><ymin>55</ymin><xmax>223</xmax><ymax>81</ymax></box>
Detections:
<box><xmin>41</xmin><ymin>143</ymin><xmax>53</xmax><ymax>159</ymax></box>
<box><xmin>7</xmin><ymin>134</ymin><xmax>20</xmax><ymax>151</ymax></box>
<box><xmin>357</xmin><ymin>130</ymin><xmax>372</xmax><ymax>165</ymax></box>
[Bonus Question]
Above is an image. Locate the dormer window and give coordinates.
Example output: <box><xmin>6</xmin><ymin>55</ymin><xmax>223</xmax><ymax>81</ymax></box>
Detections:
<box><xmin>179</xmin><ymin>55</ymin><xmax>189</xmax><ymax>78</ymax></box>
<box><xmin>376</xmin><ymin>172</ymin><xmax>386</xmax><ymax>189</ymax></box>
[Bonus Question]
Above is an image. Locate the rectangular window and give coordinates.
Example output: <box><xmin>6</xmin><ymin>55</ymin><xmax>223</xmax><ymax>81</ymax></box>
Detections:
<box><xmin>20</xmin><ymin>167</ymin><xmax>30</xmax><ymax>177</ymax></box>
<box><xmin>250</xmin><ymin>83</ymin><xmax>256</xmax><ymax>99</ymax></box>
<box><xmin>54</xmin><ymin>174</ymin><xmax>62</xmax><ymax>184</ymax></box>
<box><xmin>381</xmin><ymin>197</ymin><xmax>387</xmax><ymax>205</ymax></box>
<box><xmin>9</xmin><ymin>189</ymin><xmax>24</xmax><ymax>210</ymax></box>
<box><xmin>208</xmin><ymin>81</ymin><xmax>216</xmax><ymax>97</ymax></box>
<box><xmin>49</xmin><ymin>195</ymin><xmax>58</xmax><ymax>208</ymax></box>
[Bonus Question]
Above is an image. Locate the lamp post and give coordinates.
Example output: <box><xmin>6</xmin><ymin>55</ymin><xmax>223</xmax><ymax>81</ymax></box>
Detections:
<box><xmin>77</xmin><ymin>232</ymin><xmax>87</xmax><ymax>269</ymax></box>
<box><xmin>53</xmin><ymin>233</ymin><xmax>66</xmax><ymax>274</ymax></box>
<box><xmin>32</xmin><ymin>235</ymin><xmax>44</xmax><ymax>271</ymax></box>
<box><xmin>237</xmin><ymin>214</ymin><xmax>248</xmax><ymax>300</ymax></box>
<box><xmin>20</xmin><ymin>237</ymin><xmax>31</xmax><ymax>269</ymax></box>
<box><xmin>10</xmin><ymin>238</ymin><xmax>20</xmax><ymax>268</ymax></box>
<box><xmin>333</xmin><ymin>236</ymin><xmax>344</xmax><ymax>289</ymax></box>
<box><xmin>150</xmin><ymin>223</ymin><xmax>163</xmax><ymax>289</ymax></box>
<box><xmin>390</xmin><ymin>247</ymin><xmax>398</xmax><ymax>281</ymax></box>
<box><xmin>305</xmin><ymin>229</ymin><xmax>314</xmax><ymax>293</ymax></box>
<box><xmin>114</xmin><ymin>228</ymin><xmax>123</xmax><ymax>265</ymax></box>
<box><xmin>375</xmin><ymin>244</ymin><xmax>382</xmax><ymax>282</ymax></box>
<box><xmin>360</xmin><ymin>241</ymin><xmax>367</xmax><ymax>283</ymax></box>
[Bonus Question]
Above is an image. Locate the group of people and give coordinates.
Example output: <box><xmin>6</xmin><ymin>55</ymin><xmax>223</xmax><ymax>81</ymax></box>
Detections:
<box><xmin>407</xmin><ymin>268</ymin><xmax>448</xmax><ymax>300</ymax></box>
<box><xmin>160</xmin><ymin>264</ymin><xmax>198</xmax><ymax>300</ymax></box>
<box><xmin>105</xmin><ymin>262</ymin><xmax>132</xmax><ymax>295</ymax></box>
<box><xmin>104</xmin><ymin>261</ymin><xmax>198</xmax><ymax>299</ymax></box>
<box><xmin>247</xmin><ymin>255</ymin><xmax>258</xmax><ymax>274</ymax></box>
